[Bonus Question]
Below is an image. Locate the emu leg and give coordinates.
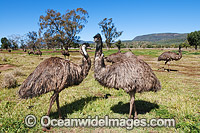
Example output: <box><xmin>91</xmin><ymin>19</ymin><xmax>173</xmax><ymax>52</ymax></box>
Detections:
<box><xmin>168</xmin><ymin>61</ymin><xmax>170</xmax><ymax>72</ymax></box>
<box><xmin>42</xmin><ymin>92</ymin><xmax>57</xmax><ymax>131</ymax></box>
<box><xmin>164</xmin><ymin>61</ymin><xmax>169</xmax><ymax>71</ymax></box>
<box><xmin>129</xmin><ymin>91</ymin><xmax>137</xmax><ymax>119</ymax></box>
<box><xmin>165</xmin><ymin>60</ymin><xmax>168</xmax><ymax>65</ymax></box>
<box><xmin>47</xmin><ymin>92</ymin><xmax>57</xmax><ymax>116</ymax></box>
<box><xmin>56</xmin><ymin>93</ymin><xmax>62</xmax><ymax>119</ymax></box>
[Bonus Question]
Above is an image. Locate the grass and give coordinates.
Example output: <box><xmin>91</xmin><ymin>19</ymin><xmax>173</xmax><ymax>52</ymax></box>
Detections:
<box><xmin>0</xmin><ymin>48</ymin><xmax>200</xmax><ymax>132</ymax></box>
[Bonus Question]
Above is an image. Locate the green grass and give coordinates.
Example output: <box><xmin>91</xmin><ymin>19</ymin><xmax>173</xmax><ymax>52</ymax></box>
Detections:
<box><xmin>0</xmin><ymin>48</ymin><xmax>199</xmax><ymax>132</ymax></box>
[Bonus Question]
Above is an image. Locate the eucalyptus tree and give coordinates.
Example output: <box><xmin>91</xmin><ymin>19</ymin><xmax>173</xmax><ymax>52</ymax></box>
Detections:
<box><xmin>39</xmin><ymin>8</ymin><xmax>89</xmax><ymax>50</ymax></box>
<box><xmin>98</xmin><ymin>18</ymin><xmax>123</xmax><ymax>49</ymax></box>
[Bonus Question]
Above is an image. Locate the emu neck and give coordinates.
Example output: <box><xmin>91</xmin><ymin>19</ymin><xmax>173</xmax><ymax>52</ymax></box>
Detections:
<box><xmin>94</xmin><ymin>41</ymin><xmax>105</xmax><ymax>72</ymax></box>
<box><xmin>80</xmin><ymin>56</ymin><xmax>91</xmax><ymax>78</ymax></box>
<box><xmin>95</xmin><ymin>41</ymin><xmax>103</xmax><ymax>57</ymax></box>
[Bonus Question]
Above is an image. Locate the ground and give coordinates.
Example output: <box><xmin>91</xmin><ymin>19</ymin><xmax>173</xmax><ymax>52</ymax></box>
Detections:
<box><xmin>0</xmin><ymin>48</ymin><xmax>199</xmax><ymax>132</ymax></box>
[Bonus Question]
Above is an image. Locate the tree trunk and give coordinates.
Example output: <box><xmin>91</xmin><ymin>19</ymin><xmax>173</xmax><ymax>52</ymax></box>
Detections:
<box><xmin>106</xmin><ymin>43</ymin><xmax>110</xmax><ymax>50</ymax></box>
<box><xmin>195</xmin><ymin>45</ymin><xmax>197</xmax><ymax>50</ymax></box>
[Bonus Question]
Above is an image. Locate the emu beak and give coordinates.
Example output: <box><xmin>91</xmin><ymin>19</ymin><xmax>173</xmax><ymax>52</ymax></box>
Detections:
<box><xmin>94</xmin><ymin>38</ymin><xmax>97</xmax><ymax>42</ymax></box>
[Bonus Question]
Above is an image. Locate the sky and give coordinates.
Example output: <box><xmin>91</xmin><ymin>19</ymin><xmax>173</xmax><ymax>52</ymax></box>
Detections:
<box><xmin>0</xmin><ymin>0</ymin><xmax>200</xmax><ymax>41</ymax></box>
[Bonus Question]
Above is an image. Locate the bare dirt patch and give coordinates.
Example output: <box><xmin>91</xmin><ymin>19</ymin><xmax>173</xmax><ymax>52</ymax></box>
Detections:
<box><xmin>0</xmin><ymin>64</ymin><xmax>16</xmax><ymax>71</ymax></box>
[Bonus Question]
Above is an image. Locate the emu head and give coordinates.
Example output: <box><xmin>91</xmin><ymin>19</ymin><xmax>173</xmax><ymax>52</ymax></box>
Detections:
<box><xmin>93</xmin><ymin>33</ymin><xmax>102</xmax><ymax>43</ymax></box>
<box><xmin>80</xmin><ymin>44</ymin><xmax>88</xmax><ymax>59</ymax></box>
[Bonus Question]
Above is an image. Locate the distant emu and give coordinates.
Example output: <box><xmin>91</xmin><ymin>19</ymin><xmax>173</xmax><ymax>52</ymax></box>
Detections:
<box><xmin>158</xmin><ymin>45</ymin><xmax>182</xmax><ymax>71</ymax></box>
<box><xmin>61</xmin><ymin>49</ymin><xmax>70</xmax><ymax>59</ymax></box>
<box><xmin>93</xmin><ymin>33</ymin><xmax>161</xmax><ymax>119</ymax></box>
<box><xmin>105</xmin><ymin>50</ymin><xmax>136</xmax><ymax>64</ymax></box>
<box><xmin>34</xmin><ymin>49</ymin><xmax>42</xmax><ymax>56</ymax></box>
<box><xmin>19</xmin><ymin>44</ymin><xmax>91</xmax><ymax>131</ymax></box>
<box><xmin>28</xmin><ymin>50</ymin><xmax>34</xmax><ymax>55</ymax></box>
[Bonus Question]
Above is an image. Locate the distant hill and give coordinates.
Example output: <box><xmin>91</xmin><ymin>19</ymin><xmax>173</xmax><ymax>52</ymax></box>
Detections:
<box><xmin>133</xmin><ymin>33</ymin><xmax>188</xmax><ymax>42</ymax></box>
<box><xmin>76</xmin><ymin>40</ymin><xmax>94</xmax><ymax>44</ymax></box>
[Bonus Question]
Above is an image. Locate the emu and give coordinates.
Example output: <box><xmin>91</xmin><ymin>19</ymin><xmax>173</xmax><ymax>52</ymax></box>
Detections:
<box><xmin>61</xmin><ymin>49</ymin><xmax>70</xmax><ymax>60</ymax></box>
<box><xmin>19</xmin><ymin>44</ymin><xmax>91</xmax><ymax>130</ymax></box>
<box><xmin>34</xmin><ymin>49</ymin><xmax>42</xmax><ymax>56</ymax></box>
<box><xmin>93</xmin><ymin>33</ymin><xmax>161</xmax><ymax>118</ymax></box>
<box><xmin>158</xmin><ymin>46</ymin><xmax>182</xmax><ymax>71</ymax></box>
<box><xmin>105</xmin><ymin>50</ymin><xmax>136</xmax><ymax>64</ymax></box>
<box><xmin>28</xmin><ymin>50</ymin><xmax>34</xmax><ymax>55</ymax></box>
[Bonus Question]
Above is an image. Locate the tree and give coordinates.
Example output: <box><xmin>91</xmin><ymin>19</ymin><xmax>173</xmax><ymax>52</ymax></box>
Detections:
<box><xmin>71</xmin><ymin>42</ymin><xmax>80</xmax><ymax>48</ymax></box>
<box><xmin>180</xmin><ymin>41</ymin><xmax>190</xmax><ymax>49</ymax></box>
<box><xmin>20</xmin><ymin>39</ymin><xmax>26</xmax><ymax>51</ymax></box>
<box><xmin>115</xmin><ymin>40</ymin><xmax>122</xmax><ymax>52</ymax></box>
<box><xmin>187</xmin><ymin>30</ymin><xmax>200</xmax><ymax>50</ymax></box>
<box><xmin>98</xmin><ymin>18</ymin><xmax>123</xmax><ymax>49</ymax></box>
<box><xmin>26</xmin><ymin>31</ymin><xmax>38</xmax><ymax>50</ymax></box>
<box><xmin>1</xmin><ymin>37</ymin><xmax>11</xmax><ymax>49</ymax></box>
<box><xmin>39</xmin><ymin>8</ymin><xmax>89</xmax><ymax>50</ymax></box>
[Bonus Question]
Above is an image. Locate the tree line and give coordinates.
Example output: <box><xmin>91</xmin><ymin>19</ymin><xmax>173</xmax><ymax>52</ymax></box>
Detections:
<box><xmin>0</xmin><ymin>8</ymin><xmax>200</xmax><ymax>50</ymax></box>
<box><xmin>0</xmin><ymin>8</ymin><xmax>122</xmax><ymax>51</ymax></box>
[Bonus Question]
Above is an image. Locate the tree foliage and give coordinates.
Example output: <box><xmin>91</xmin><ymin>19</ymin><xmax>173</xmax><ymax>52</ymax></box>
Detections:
<box><xmin>1</xmin><ymin>37</ymin><xmax>11</xmax><ymax>49</ymax></box>
<box><xmin>98</xmin><ymin>18</ymin><xmax>123</xmax><ymax>49</ymax></box>
<box><xmin>187</xmin><ymin>30</ymin><xmax>200</xmax><ymax>50</ymax></box>
<box><xmin>26</xmin><ymin>31</ymin><xmax>38</xmax><ymax>50</ymax></box>
<box><xmin>39</xmin><ymin>8</ymin><xmax>89</xmax><ymax>50</ymax></box>
<box><xmin>115</xmin><ymin>40</ymin><xmax>122</xmax><ymax>52</ymax></box>
<box><xmin>8</xmin><ymin>34</ymin><xmax>21</xmax><ymax>50</ymax></box>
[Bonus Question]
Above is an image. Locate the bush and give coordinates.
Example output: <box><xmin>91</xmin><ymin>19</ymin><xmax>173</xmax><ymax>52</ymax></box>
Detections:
<box><xmin>12</xmin><ymin>68</ymin><xmax>25</xmax><ymax>77</ymax></box>
<box><xmin>3</xmin><ymin>73</ymin><xmax>18</xmax><ymax>88</ymax></box>
<box><xmin>2</xmin><ymin>57</ymin><xmax>7</xmax><ymax>62</ymax></box>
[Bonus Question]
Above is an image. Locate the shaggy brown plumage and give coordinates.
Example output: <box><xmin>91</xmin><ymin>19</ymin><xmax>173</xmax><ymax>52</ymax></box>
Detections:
<box><xmin>34</xmin><ymin>49</ymin><xmax>42</xmax><ymax>56</ymax></box>
<box><xmin>61</xmin><ymin>49</ymin><xmax>70</xmax><ymax>59</ymax></box>
<box><xmin>105</xmin><ymin>51</ymin><xmax>137</xmax><ymax>63</ymax></box>
<box><xmin>28</xmin><ymin>50</ymin><xmax>34</xmax><ymax>55</ymax></box>
<box><xmin>93</xmin><ymin>33</ymin><xmax>161</xmax><ymax>118</ymax></box>
<box><xmin>158</xmin><ymin>46</ymin><xmax>182</xmax><ymax>71</ymax></box>
<box><xmin>19</xmin><ymin>44</ymin><xmax>91</xmax><ymax>122</ymax></box>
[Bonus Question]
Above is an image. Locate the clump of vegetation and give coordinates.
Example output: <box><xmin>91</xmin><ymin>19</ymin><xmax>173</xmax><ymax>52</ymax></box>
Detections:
<box><xmin>3</xmin><ymin>73</ymin><xmax>18</xmax><ymax>88</ymax></box>
<box><xmin>12</xmin><ymin>68</ymin><xmax>25</xmax><ymax>77</ymax></box>
<box><xmin>2</xmin><ymin>57</ymin><xmax>7</xmax><ymax>62</ymax></box>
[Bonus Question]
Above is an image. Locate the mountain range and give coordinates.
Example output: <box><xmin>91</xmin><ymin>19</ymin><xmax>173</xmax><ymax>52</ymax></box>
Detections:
<box><xmin>132</xmin><ymin>33</ymin><xmax>188</xmax><ymax>42</ymax></box>
<box><xmin>79</xmin><ymin>33</ymin><xmax>188</xmax><ymax>44</ymax></box>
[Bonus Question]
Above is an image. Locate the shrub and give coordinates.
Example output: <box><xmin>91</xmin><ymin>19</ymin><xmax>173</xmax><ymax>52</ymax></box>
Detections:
<box><xmin>2</xmin><ymin>57</ymin><xmax>7</xmax><ymax>62</ymax></box>
<box><xmin>12</xmin><ymin>68</ymin><xmax>25</xmax><ymax>77</ymax></box>
<box><xmin>3</xmin><ymin>73</ymin><xmax>18</xmax><ymax>88</ymax></box>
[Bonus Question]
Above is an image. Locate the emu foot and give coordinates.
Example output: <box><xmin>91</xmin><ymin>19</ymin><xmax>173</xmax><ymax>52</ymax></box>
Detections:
<box><xmin>42</xmin><ymin>126</ymin><xmax>52</xmax><ymax>132</ymax></box>
<box><xmin>134</xmin><ymin>115</ymin><xmax>138</xmax><ymax>119</ymax></box>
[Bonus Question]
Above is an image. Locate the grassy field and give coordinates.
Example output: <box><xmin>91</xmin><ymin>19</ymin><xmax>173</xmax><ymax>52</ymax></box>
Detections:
<box><xmin>0</xmin><ymin>48</ymin><xmax>199</xmax><ymax>132</ymax></box>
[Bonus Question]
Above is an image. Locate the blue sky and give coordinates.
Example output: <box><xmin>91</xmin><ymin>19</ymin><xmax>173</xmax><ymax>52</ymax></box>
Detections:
<box><xmin>0</xmin><ymin>0</ymin><xmax>200</xmax><ymax>41</ymax></box>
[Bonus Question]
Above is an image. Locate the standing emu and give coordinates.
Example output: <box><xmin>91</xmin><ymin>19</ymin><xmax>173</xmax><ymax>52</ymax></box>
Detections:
<box><xmin>34</xmin><ymin>49</ymin><xmax>42</xmax><ymax>56</ymax></box>
<box><xmin>93</xmin><ymin>33</ymin><xmax>161</xmax><ymax>118</ymax></box>
<box><xmin>158</xmin><ymin>46</ymin><xmax>182</xmax><ymax>71</ymax></box>
<box><xmin>18</xmin><ymin>44</ymin><xmax>91</xmax><ymax>129</ymax></box>
<box><xmin>61</xmin><ymin>49</ymin><xmax>70</xmax><ymax>60</ymax></box>
<box><xmin>28</xmin><ymin>50</ymin><xmax>34</xmax><ymax>55</ymax></box>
